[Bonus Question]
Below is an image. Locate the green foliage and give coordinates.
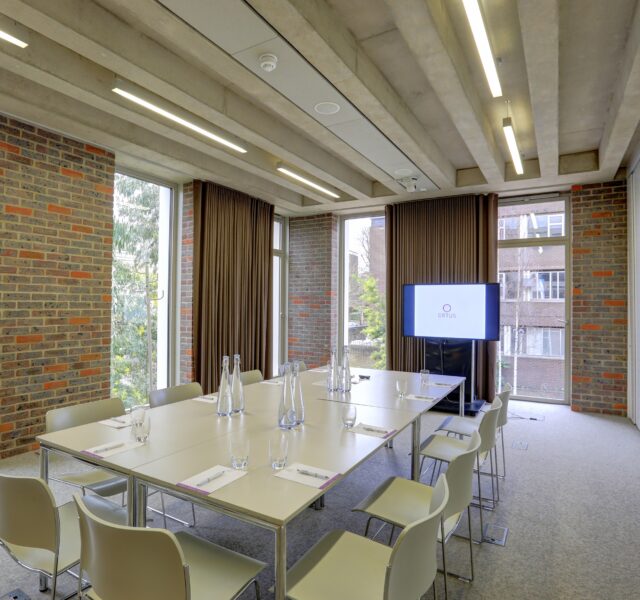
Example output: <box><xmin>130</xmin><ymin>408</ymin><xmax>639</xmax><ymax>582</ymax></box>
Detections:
<box><xmin>357</xmin><ymin>274</ymin><xmax>386</xmax><ymax>369</ymax></box>
<box><xmin>110</xmin><ymin>174</ymin><xmax>161</xmax><ymax>409</ymax></box>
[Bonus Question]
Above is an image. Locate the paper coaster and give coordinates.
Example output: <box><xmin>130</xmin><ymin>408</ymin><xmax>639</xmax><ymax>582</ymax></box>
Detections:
<box><xmin>349</xmin><ymin>423</ymin><xmax>396</xmax><ymax>439</ymax></box>
<box><xmin>82</xmin><ymin>440</ymin><xmax>144</xmax><ymax>458</ymax></box>
<box><xmin>177</xmin><ymin>465</ymin><xmax>246</xmax><ymax>495</ymax></box>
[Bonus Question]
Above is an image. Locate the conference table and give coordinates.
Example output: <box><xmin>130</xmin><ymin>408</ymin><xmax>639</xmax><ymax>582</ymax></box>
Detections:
<box><xmin>37</xmin><ymin>368</ymin><xmax>465</xmax><ymax>599</ymax></box>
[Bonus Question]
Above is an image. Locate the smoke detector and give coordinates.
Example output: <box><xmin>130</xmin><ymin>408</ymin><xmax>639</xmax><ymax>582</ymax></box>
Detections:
<box><xmin>398</xmin><ymin>176</ymin><xmax>419</xmax><ymax>193</ymax></box>
<box><xmin>259</xmin><ymin>53</ymin><xmax>278</xmax><ymax>72</ymax></box>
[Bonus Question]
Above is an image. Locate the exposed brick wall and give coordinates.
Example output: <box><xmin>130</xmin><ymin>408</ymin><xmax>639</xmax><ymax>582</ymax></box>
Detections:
<box><xmin>180</xmin><ymin>182</ymin><xmax>194</xmax><ymax>383</ymax></box>
<box><xmin>0</xmin><ymin>114</ymin><xmax>114</xmax><ymax>458</ymax></box>
<box><xmin>288</xmin><ymin>214</ymin><xmax>338</xmax><ymax>368</ymax></box>
<box><xmin>571</xmin><ymin>180</ymin><xmax>627</xmax><ymax>415</ymax></box>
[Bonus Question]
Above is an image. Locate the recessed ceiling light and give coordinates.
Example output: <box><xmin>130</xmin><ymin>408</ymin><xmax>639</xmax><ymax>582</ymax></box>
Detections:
<box><xmin>462</xmin><ymin>0</ymin><xmax>502</xmax><ymax>98</ymax></box>
<box><xmin>314</xmin><ymin>101</ymin><xmax>341</xmax><ymax>115</ymax></box>
<box><xmin>112</xmin><ymin>87</ymin><xmax>247</xmax><ymax>153</ymax></box>
<box><xmin>0</xmin><ymin>30</ymin><xmax>28</xmax><ymax>48</ymax></box>
<box><xmin>277</xmin><ymin>166</ymin><xmax>340</xmax><ymax>199</ymax></box>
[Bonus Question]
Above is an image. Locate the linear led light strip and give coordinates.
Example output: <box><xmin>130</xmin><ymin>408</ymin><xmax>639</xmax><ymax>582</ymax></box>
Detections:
<box><xmin>462</xmin><ymin>0</ymin><xmax>502</xmax><ymax>98</ymax></box>
<box><xmin>503</xmin><ymin>117</ymin><xmax>524</xmax><ymax>175</ymax></box>
<box><xmin>0</xmin><ymin>30</ymin><xmax>28</xmax><ymax>48</ymax></box>
<box><xmin>112</xmin><ymin>87</ymin><xmax>247</xmax><ymax>154</ymax></box>
<box><xmin>277</xmin><ymin>166</ymin><xmax>340</xmax><ymax>199</ymax></box>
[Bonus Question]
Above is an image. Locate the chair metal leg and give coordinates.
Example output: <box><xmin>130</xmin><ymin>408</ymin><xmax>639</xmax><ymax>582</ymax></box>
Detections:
<box><xmin>494</xmin><ymin>447</ymin><xmax>500</xmax><ymax>502</ymax></box>
<box><xmin>489</xmin><ymin>451</ymin><xmax>496</xmax><ymax>506</ymax></box>
<box><xmin>500</xmin><ymin>428</ymin><xmax>507</xmax><ymax>478</ymax></box>
<box><xmin>160</xmin><ymin>491</ymin><xmax>168</xmax><ymax>528</ymax></box>
<box><xmin>440</xmin><ymin>520</ymin><xmax>448</xmax><ymax>600</ymax></box>
<box><xmin>467</xmin><ymin>506</ymin><xmax>475</xmax><ymax>581</ymax></box>
<box><xmin>388</xmin><ymin>524</ymin><xmax>395</xmax><ymax>545</ymax></box>
<box><xmin>476</xmin><ymin>454</ymin><xmax>484</xmax><ymax>543</ymax></box>
<box><xmin>433</xmin><ymin>580</ymin><xmax>438</xmax><ymax>600</ymax></box>
<box><xmin>364</xmin><ymin>516</ymin><xmax>374</xmax><ymax>537</ymax></box>
<box><xmin>254</xmin><ymin>579</ymin><xmax>261</xmax><ymax>600</ymax></box>
<box><xmin>50</xmin><ymin>556</ymin><xmax>59</xmax><ymax>600</ymax></box>
<box><xmin>191</xmin><ymin>501</ymin><xmax>197</xmax><ymax>525</ymax></box>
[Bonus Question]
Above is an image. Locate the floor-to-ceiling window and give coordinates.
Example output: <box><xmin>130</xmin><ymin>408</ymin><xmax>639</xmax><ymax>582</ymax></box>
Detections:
<box><xmin>272</xmin><ymin>216</ymin><xmax>287</xmax><ymax>376</ymax></box>
<box><xmin>111</xmin><ymin>173</ymin><xmax>173</xmax><ymax>408</ymax></box>
<box><xmin>497</xmin><ymin>198</ymin><xmax>569</xmax><ymax>402</ymax></box>
<box><xmin>341</xmin><ymin>216</ymin><xmax>386</xmax><ymax>368</ymax></box>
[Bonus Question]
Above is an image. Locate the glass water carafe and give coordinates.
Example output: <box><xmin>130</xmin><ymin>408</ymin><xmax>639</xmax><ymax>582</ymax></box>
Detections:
<box><xmin>292</xmin><ymin>360</ymin><xmax>305</xmax><ymax>425</ymax></box>
<box><xmin>217</xmin><ymin>355</ymin><xmax>232</xmax><ymax>416</ymax></box>
<box><xmin>278</xmin><ymin>363</ymin><xmax>297</xmax><ymax>429</ymax></box>
<box><xmin>230</xmin><ymin>354</ymin><xmax>245</xmax><ymax>413</ymax></box>
<box><xmin>340</xmin><ymin>346</ymin><xmax>352</xmax><ymax>392</ymax></box>
<box><xmin>327</xmin><ymin>348</ymin><xmax>338</xmax><ymax>391</ymax></box>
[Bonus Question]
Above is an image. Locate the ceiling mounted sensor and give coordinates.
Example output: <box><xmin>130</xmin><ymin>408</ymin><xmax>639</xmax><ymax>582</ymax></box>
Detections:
<box><xmin>259</xmin><ymin>53</ymin><xmax>278</xmax><ymax>72</ymax></box>
<box><xmin>277</xmin><ymin>165</ymin><xmax>340</xmax><ymax>199</ymax></box>
<box><xmin>314</xmin><ymin>101</ymin><xmax>340</xmax><ymax>115</ymax></box>
<box><xmin>398</xmin><ymin>176</ymin><xmax>419</xmax><ymax>193</ymax></box>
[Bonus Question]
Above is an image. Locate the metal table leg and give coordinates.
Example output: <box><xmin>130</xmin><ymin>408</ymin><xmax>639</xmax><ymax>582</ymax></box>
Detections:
<box><xmin>411</xmin><ymin>417</ymin><xmax>421</xmax><ymax>480</ymax></box>
<box><xmin>39</xmin><ymin>447</ymin><xmax>50</xmax><ymax>592</ymax></box>
<box><xmin>274</xmin><ymin>525</ymin><xmax>287</xmax><ymax>600</ymax></box>
<box><xmin>459</xmin><ymin>380</ymin><xmax>466</xmax><ymax>417</ymax></box>
<box><xmin>134</xmin><ymin>478</ymin><xmax>147</xmax><ymax>527</ymax></box>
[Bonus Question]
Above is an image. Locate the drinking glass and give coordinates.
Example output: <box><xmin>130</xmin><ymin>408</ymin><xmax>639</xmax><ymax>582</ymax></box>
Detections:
<box><xmin>341</xmin><ymin>402</ymin><xmax>357</xmax><ymax>429</ymax></box>
<box><xmin>229</xmin><ymin>432</ymin><xmax>250</xmax><ymax>470</ymax></box>
<box><xmin>420</xmin><ymin>369</ymin><xmax>430</xmax><ymax>387</ymax></box>
<box><xmin>131</xmin><ymin>407</ymin><xmax>150</xmax><ymax>443</ymax></box>
<box><xmin>269</xmin><ymin>431</ymin><xmax>289</xmax><ymax>470</ymax></box>
<box><xmin>395</xmin><ymin>376</ymin><xmax>408</xmax><ymax>399</ymax></box>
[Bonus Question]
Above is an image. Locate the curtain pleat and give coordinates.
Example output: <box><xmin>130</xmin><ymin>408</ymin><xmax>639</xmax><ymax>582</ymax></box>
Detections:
<box><xmin>192</xmin><ymin>181</ymin><xmax>273</xmax><ymax>393</ymax></box>
<box><xmin>386</xmin><ymin>194</ymin><xmax>498</xmax><ymax>401</ymax></box>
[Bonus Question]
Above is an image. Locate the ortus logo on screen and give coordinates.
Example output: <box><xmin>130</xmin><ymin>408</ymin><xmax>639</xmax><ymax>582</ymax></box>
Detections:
<box><xmin>437</xmin><ymin>303</ymin><xmax>456</xmax><ymax>319</ymax></box>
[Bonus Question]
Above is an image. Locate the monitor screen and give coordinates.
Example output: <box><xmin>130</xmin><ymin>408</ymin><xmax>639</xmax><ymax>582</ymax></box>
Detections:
<box><xmin>403</xmin><ymin>283</ymin><xmax>500</xmax><ymax>341</ymax></box>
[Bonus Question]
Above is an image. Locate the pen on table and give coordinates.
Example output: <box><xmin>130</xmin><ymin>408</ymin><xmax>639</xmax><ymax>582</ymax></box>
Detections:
<box><xmin>361</xmin><ymin>426</ymin><xmax>388</xmax><ymax>433</ymax></box>
<box><xmin>196</xmin><ymin>471</ymin><xmax>225</xmax><ymax>488</ymax></box>
<box><xmin>413</xmin><ymin>394</ymin><xmax>436</xmax><ymax>400</ymax></box>
<box><xmin>297</xmin><ymin>468</ymin><xmax>329</xmax><ymax>480</ymax></box>
<box><xmin>111</xmin><ymin>417</ymin><xmax>128</xmax><ymax>424</ymax></box>
<box><xmin>96</xmin><ymin>442</ymin><xmax>125</xmax><ymax>453</ymax></box>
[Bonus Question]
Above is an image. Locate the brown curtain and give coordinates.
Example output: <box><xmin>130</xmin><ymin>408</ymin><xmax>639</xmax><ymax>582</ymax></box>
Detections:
<box><xmin>386</xmin><ymin>194</ymin><xmax>498</xmax><ymax>401</ymax></box>
<box><xmin>192</xmin><ymin>181</ymin><xmax>273</xmax><ymax>393</ymax></box>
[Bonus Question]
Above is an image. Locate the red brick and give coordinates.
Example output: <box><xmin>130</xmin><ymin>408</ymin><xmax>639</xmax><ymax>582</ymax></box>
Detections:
<box><xmin>571</xmin><ymin>184</ymin><xmax>583</xmax><ymax>192</ymax></box>
<box><xmin>85</xmin><ymin>144</ymin><xmax>107</xmax><ymax>156</ymax></box>
<box><xmin>0</xmin><ymin>140</ymin><xmax>20</xmax><ymax>153</ymax></box>
<box><xmin>5</xmin><ymin>205</ymin><xmax>32</xmax><ymax>216</ymax></box>
<box><xmin>572</xmin><ymin>288</ymin><xmax>582</xmax><ymax>295</ymax></box>
<box><xmin>592</xmin><ymin>270</ymin><xmax>613</xmax><ymax>277</ymax></box>
<box><xmin>43</xmin><ymin>380</ymin><xmax>68</xmax><ymax>390</ymax></box>
<box><xmin>604</xmin><ymin>299</ymin><xmax>626</xmax><ymax>307</ymax></box>
<box><xmin>572</xmin><ymin>375</ymin><xmax>592</xmax><ymax>383</ymax></box>
<box><xmin>80</xmin><ymin>353</ymin><xmax>101</xmax><ymax>362</ymax></box>
<box><xmin>60</xmin><ymin>167</ymin><xmax>83</xmax><ymax>179</ymax></box>
<box><xmin>613</xmin><ymin>319</ymin><xmax>628</xmax><ymax>325</ymax></box>
<box><xmin>18</xmin><ymin>250</ymin><xmax>44</xmax><ymax>259</ymax></box>
<box><xmin>69</xmin><ymin>317</ymin><xmax>91</xmax><ymax>324</ymax></box>
<box><xmin>0</xmin><ymin>423</ymin><xmax>15</xmax><ymax>433</ymax></box>
<box><xmin>48</xmin><ymin>203</ymin><xmax>72</xmax><ymax>215</ymax></box>
<box><xmin>583</xmin><ymin>230</ymin><xmax>601</xmax><ymax>237</ymax></box>
<box><xmin>101</xmin><ymin>294</ymin><xmax>112</xmax><ymax>302</ymax></box>
<box><xmin>95</xmin><ymin>183</ymin><xmax>113</xmax><ymax>195</ymax></box>
<box><xmin>572</xmin><ymin>248</ymin><xmax>591</xmax><ymax>255</ymax></box>
<box><xmin>16</xmin><ymin>334</ymin><xmax>43</xmax><ymax>343</ymax></box>
<box><xmin>80</xmin><ymin>368</ymin><xmax>101</xmax><ymax>377</ymax></box>
<box><xmin>591</xmin><ymin>211</ymin><xmax>613</xmax><ymax>218</ymax></box>
<box><xmin>44</xmin><ymin>363</ymin><xmax>70</xmax><ymax>373</ymax></box>
<box><xmin>580</xmin><ymin>324</ymin><xmax>602</xmax><ymax>331</ymax></box>
<box><xmin>603</xmin><ymin>372</ymin><xmax>624</xmax><ymax>380</ymax></box>
<box><xmin>72</xmin><ymin>224</ymin><xmax>93</xmax><ymax>234</ymax></box>
<box><xmin>613</xmin><ymin>403</ymin><xmax>627</xmax><ymax>410</ymax></box>
<box><xmin>70</xmin><ymin>271</ymin><xmax>92</xmax><ymax>279</ymax></box>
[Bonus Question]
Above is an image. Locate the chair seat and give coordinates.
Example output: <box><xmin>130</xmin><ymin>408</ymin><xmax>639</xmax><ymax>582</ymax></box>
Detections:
<box><xmin>287</xmin><ymin>530</ymin><xmax>391</xmax><ymax>600</ymax></box>
<box><xmin>53</xmin><ymin>469</ymin><xmax>128</xmax><ymax>497</ymax></box>
<box><xmin>175</xmin><ymin>531</ymin><xmax>266</xmax><ymax>600</ymax></box>
<box><xmin>436</xmin><ymin>415</ymin><xmax>479</xmax><ymax>437</ymax></box>
<box><xmin>2</xmin><ymin>501</ymin><xmax>80</xmax><ymax>575</ymax></box>
<box><xmin>353</xmin><ymin>477</ymin><xmax>462</xmax><ymax>541</ymax></box>
<box><xmin>81</xmin><ymin>494</ymin><xmax>128</xmax><ymax>526</ymax></box>
<box><xmin>420</xmin><ymin>434</ymin><xmax>468</xmax><ymax>463</ymax></box>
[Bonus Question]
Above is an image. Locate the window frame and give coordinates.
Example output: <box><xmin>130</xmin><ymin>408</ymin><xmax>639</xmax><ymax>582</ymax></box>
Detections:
<box><xmin>272</xmin><ymin>215</ymin><xmax>288</xmax><ymax>375</ymax></box>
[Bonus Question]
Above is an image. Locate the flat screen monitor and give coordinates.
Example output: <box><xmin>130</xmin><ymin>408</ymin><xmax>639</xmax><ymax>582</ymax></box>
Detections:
<box><xmin>403</xmin><ymin>283</ymin><xmax>500</xmax><ymax>341</ymax></box>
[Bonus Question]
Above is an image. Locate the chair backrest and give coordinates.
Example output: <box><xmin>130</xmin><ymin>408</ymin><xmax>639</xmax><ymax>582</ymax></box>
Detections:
<box><xmin>149</xmin><ymin>382</ymin><xmax>203</xmax><ymax>408</ymax></box>
<box><xmin>478</xmin><ymin>397</ymin><xmax>502</xmax><ymax>454</ymax></box>
<box><xmin>496</xmin><ymin>384</ymin><xmax>512</xmax><ymax>428</ymax></box>
<box><xmin>239</xmin><ymin>369</ymin><xmax>264</xmax><ymax>385</ymax></box>
<box><xmin>46</xmin><ymin>397</ymin><xmax>125</xmax><ymax>433</ymax></box>
<box><xmin>384</xmin><ymin>475</ymin><xmax>449</xmax><ymax>600</ymax></box>
<box><xmin>442</xmin><ymin>431</ymin><xmax>481</xmax><ymax>519</ymax></box>
<box><xmin>0</xmin><ymin>475</ymin><xmax>58</xmax><ymax>553</ymax></box>
<box><xmin>74</xmin><ymin>495</ymin><xmax>189</xmax><ymax>600</ymax></box>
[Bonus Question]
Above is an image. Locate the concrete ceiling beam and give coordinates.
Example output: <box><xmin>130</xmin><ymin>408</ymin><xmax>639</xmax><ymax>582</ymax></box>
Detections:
<box><xmin>382</xmin><ymin>0</ymin><xmax>504</xmax><ymax>186</ymax></box>
<box><xmin>517</xmin><ymin>0</ymin><xmax>559</xmax><ymax>179</ymax></box>
<box><xmin>1</xmin><ymin>0</ymin><xmax>379</xmax><ymax>201</ymax></box>
<box><xmin>599</xmin><ymin>1</ymin><xmax>640</xmax><ymax>175</ymax></box>
<box><xmin>246</xmin><ymin>0</ymin><xmax>456</xmax><ymax>189</ymax></box>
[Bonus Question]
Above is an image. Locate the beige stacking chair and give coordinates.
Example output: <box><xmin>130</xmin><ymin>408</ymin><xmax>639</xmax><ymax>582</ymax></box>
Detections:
<box><xmin>148</xmin><ymin>382</ymin><xmax>204</xmax><ymax>528</ymax></box>
<box><xmin>286</xmin><ymin>476</ymin><xmax>449</xmax><ymax>600</ymax></box>
<box><xmin>73</xmin><ymin>494</ymin><xmax>266</xmax><ymax>600</ymax></box>
<box><xmin>149</xmin><ymin>382</ymin><xmax>204</xmax><ymax>408</ymax></box>
<box><xmin>421</xmin><ymin>398</ymin><xmax>502</xmax><ymax>540</ymax></box>
<box><xmin>239</xmin><ymin>369</ymin><xmax>264</xmax><ymax>385</ymax></box>
<box><xmin>353</xmin><ymin>432</ymin><xmax>481</xmax><ymax>599</ymax></box>
<box><xmin>46</xmin><ymin>398</ymin><xmax>128</xmax><ymax>498</ymax></box>
<box><xmin>0</xmin><ymin>474</ymin><xmax>126</xmax><ymax>599</ymax></box>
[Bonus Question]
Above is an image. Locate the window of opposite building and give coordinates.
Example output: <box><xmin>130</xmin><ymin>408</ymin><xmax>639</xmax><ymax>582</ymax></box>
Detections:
<box><xmin>339</xmin><ymin>215</ymin><xmax>386</xmax><ymax>369</ymax></box>
<box><xmin>497</xmin><ymin>198</ymin><xmax>570</xmax><ymax>404</ymax></box>
<box><xmin>111</xmin><ymin>173</ymin><xmax>176</xmax><ymax>409</ymax></box>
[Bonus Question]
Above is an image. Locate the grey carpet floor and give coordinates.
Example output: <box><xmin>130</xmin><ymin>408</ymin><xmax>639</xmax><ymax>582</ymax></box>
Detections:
<box><xmin>1</xmin><ymin>401</ymin><xmax>639</xmax><ymax>600</ymax></box>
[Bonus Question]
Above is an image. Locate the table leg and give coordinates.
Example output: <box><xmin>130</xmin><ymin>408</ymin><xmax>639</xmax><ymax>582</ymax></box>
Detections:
<box><xmin>411</xmin><ymin>417</ymin><xmax>421</xmax><ymax>480</ymax></box>
<box><xmin>134</xmin><ymin>478</ymin><xmax>147</xmax><ymax>527</ymax></box>
<box><xmin>274</xmin><ymin>525</ymin><xmax>287</xmax><ymax>600</ymax></box>
<box><xmin>459</xmin><ymin>380</ymin><xmax>466</xmax><ymax>417</ymax></box>
<box><xmin>39</xmin><ymin>447</ymin><xmax>50</xmax><ymax>592</ymax></box>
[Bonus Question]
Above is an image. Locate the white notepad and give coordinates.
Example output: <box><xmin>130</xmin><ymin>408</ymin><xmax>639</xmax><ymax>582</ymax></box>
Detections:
<box><xmin>99</xmin><ymin>415</ymin><xmax>132</xmax><ymax>429</ymax></box>
<box><xmin>192</xmin><ymin>393</ymin><xmax>218</xmax><ymax>404</ymax></box>
<box><xmin>350</xmin><ymin>423</ymin><xmax>397</xmax><ymax>439</ymax></box>
<box><xmin>177</xmin><ymin>465</ymin><xmax>246</xmax><ymax>495</ymax></box>
<box><xmin>274</xmin><ymin>462</ymin><xmax>340</xmax><ymax>489</ymax></box>
<box><xmin>406</xmin><ymin>393</ymin><xmax>438</xmax><ymax>402</ymax></box>
<box><xmin>82</xmin><ymin>440</ymin><xmax>144</xmax><ymax>458</ymax></box>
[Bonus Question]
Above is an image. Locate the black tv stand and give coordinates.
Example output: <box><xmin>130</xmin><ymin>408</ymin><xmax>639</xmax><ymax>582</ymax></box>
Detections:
<box><xmin>433</xmin><ymin>396</ymin><xmax>485</xmax><ymax>416</ymax></box>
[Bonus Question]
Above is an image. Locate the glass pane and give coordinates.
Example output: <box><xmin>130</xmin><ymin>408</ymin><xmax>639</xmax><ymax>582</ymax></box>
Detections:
<box><xmin>272</xmin><ymin>255</ymin><xmax>281</xmax><ymax>376</ymax></box>
<box><xmin>497</xmin><ymin>245</ymin><xmax>565</xmax><ymax>401</ymax></box>
<box><xmin>343</xmin><ymin>216</ymin><xmax>386</xmax><ymax>368</ymax></box>
<box><xmin>273</xmin><ymin>219</ymin><xmax>282</xmax><ymax>250</ymax></box>
<box><xmin>111</xmin><ymin>174</ymin><xmax>171</xmax><ymax>409</ymax></box>
<box><xmin>498</xmin><ymin>200</ymin><xmax>565</xmax><ymax>240</ymax></box>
